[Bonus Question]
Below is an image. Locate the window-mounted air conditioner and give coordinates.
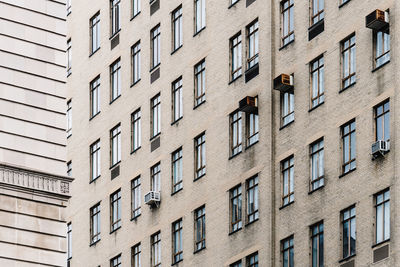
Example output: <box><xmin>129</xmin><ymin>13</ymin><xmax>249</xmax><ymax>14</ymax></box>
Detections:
<box><xmin>144</xmin><ymin>191</ymin><xmax>160</xmax><ymax>206</ymax></box>
<box><xmin>273</xmin><ymin>74</ymin><xmax>294</xmax><ymax>93</ymax></box>
<box><xmin>239</xmin><ymin>96</ymin><xmax>258</xmax><ymax>114</ymax></box>
<box><xmin>371</xmin><ymin>140</ymin><xmax>390</xmax><ymax>159</ymax></box>
<box><xmin>366</xmin><ymin>10</ymin><xmax>389</xmax><ymax>30</ymax></box>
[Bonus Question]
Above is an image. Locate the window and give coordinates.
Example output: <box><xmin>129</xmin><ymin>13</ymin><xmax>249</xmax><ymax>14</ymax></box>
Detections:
<box><xmin>172</xmin><ymin>219</ymin><xmax>183</xmax><ymax>264</ymax></box>
<box><xmin>66</xmin><ymin>100</ymin><xmax>72</xmax><ymax>137</ymax></box>
<box><xmin>133</xmin><ymin>0</ymin><xmax>141</xmax><ymax>17</ymax></box>
<box><xmin>311</xmin><ymin>222</ymin><xmax>324</xmax><ymax>267</ymax></box>
<box><xmin>110</xmin><ymin>189</ymin><xmax>121</xmax><ymax>232</ymax></box>
<box><xmin>341</xmin><ymin>120</ymin><xmax>356</xmax><ymax>174</ymax></box>
<box><xmin>194</xmin><ymin>60</ymin><xmax>206</xmax><ymax>107</ymax></box>
<box><xmin>246</xmin><ymin>175</ymin><xmax>259</xmax><ymax>223</ymax></box>
<box><xmin>90</xmin><ymin>203</ymin><xmax>101</xmax><ymax>244</ymax></box>
<box><xmin>194</xmin><ymin>0</ymin><xmax>206</xmax><ymax>34</ymax></box>
<box><xmin>282</xmin><ymin>156</ymin><xmax>294</xmax><ymax>206</ymax></box>
<box><xmin>172</xmin><ymin>77</ymin><xmax>183</xmax><ymax>122</ymax></box>
<box><xmin>151</xmin><ymin>163</ymin><xmax>161</xmax><ymax>192</ymax></box>
<box><xmin>172</xmin><ymin>6</ymin><xmax>183</xmax><ymax>51</ymax></box>
<box><xmin>67</xmin><ymin>39</ymin><xmax>71</xmax><ymax>75</ymax></box>
<box><xmin>281</xmin><ymin>0</ymin><xmax>294</xmax><ymax>46</ymax></box>
<box><xmin>194</xmin><ymin>132</ymin><xmax>206</xmax><ymax>179</ymax></box>
<box><xmin>194</xmin><ymin>206</ymin><xmax>206</xmax><ymax>251</ymax></box>
<box><xmin>90</xmin><ymin>140</ymin><xmax>101</xmax><ymax>181</ymax></box>
<box><xmin>281</xmin><ymin>91</ymin><xmax>294</xmax><ymax>126</ymax></box>
<box><xmin>375</xmin><ymin>100</ymin><xmax>390</xmax><ymax>142</ymax></box>
<box><xmin>110</xmin><ymin>59</ymin><xmax>121</xmax><ymax>101</ymax></box>
<box><xmin>90</xmin><ymin>76</ymin><xmax>100</xmax><ymax>118</ymax></box>
<box><xmin>247</xmin><ymin>20</ymin><xmax>259</xmax><ymax>69</ymax></box>
<box><xmin>132</xmin><ymin>243</ymin><xmax>141</xmax><ymax>267</ymax></box>
<box><xmin>310</xmin><ymin>139</ymin><xmax>324</xmax><ymax>191</ymax></box>
<box><xmin>375</xmin><ymin>189</ymin><xmax>390</xmax><ymax>244</ymax></box>
<box><xmin>131</xmin><ymin>41</ymin><xmax>141</xmax><ymax>84</ymax></box>
<box><xmin>311</xmin><ymin>0</ymin><xmax>324</xmax><ymax>26</ymax></box>
<box><xmin>110</xmin><ymin>254</ymin><xmax>121</xmax><ymax>267</ymax></box>
<box><xmin>281</xmin><ymin>236</ymin><xmax>294</xmax><ymax>267</ymax></box>
<box><xmin>246</xmin><ymin>112</ymin><xmax>259</xmax><ymax>146</ymax></box>
<box><xmin>230</xmin><ymin>33</ymin><xmax>242</xmax><ymax>80</ymax></box>
<box><xmin>230</xmin><ymin>185</ymin><xmax>242</xmax><ymax>232</ymax></box>
<box><xmin>67</xmin><ymin>161</ymin><xmax>72</xmax><ymax>177</ymax></box>
<box><xmin>310</xmin><ymin>56</ymin><xmax>324</xmax><ymax>108</ymax></box>
<box><xmin>151</xmin><ymin>232</ymin><xmax>161</xmax><ymax>267</ymax></box>
<box><xmin>111</xmin><ymin>0</ymin><xmax>120</xmax><ymax>36</ymax></box>
<box><xmin>131</xmin><ymin>108</ymin><xmax>141</xmax><ymax>151</ymax></box>
<box><xmin>230</xmin><ymin>260</ymin><xmax>241</xmax><ymax>267</ymax></box>
<box><xmin>67</xmin><ymin>223</ymin><xmax>72</xmax><ymax>261</ymax></box>
<box><xmin>110</xmin><ymin>124</ymin><xmax>121</xmax><ymax>167</ymax></box>
<box><xmin>131</xmin><ymin>176</ymin><xmax>141</xmax><ymax>218</ymax></box>
<box><xmin>151</xmin><ymin>94</ymin><xmax>161</xmax><ymax>138</ymax></box>
<box><xmin>172</xmin><ymin>148</ymin><xmax>183</xmax><ymax>193</ymax></box>
<box><xmin>246</xmin><ymin>252</ymin><xmax>258</xmax><ymax>267</ymax></box>
<box><xmin>66</xmin><ymin>0</ymin><xmax>71</xmax><ymax>15</ymax></box>
<box><xmin>151</xmin><ymin>25</ymin><xmax>161</xmax><ymax>69</ymax></box>
<box><xmin>90</xmin><ymin>12</ymin><xmax>100</xmax><ymax>54</ymax></box>
<box><xmin>374</xmin><ymin>25</ymin><xmax>390</xmax><ymax>68</ymax></box>
<box><xmin>341</xmin><ymin>206</ymin><xmax>356</xmax><ymax>259</ymax></box>
<box><xmin>230</xmin><ymin>111</ymin><xmax>242</xmax><ymax>157</ymax></box>
<box><xmin>341</xmin><ymin>34</ymin><xmax>356</xmax><ymax>89</ymax></box>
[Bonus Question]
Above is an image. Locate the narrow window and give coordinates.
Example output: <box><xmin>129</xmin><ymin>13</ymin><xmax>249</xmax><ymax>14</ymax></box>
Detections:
<box><xmin>131</xmin><ymin>108</ymin><xmax>142</xmax><ymax>151</ymax></box>
<box><xmin>151</xmin><ymin>163</ymin><xmax>161</xmax><ymax>192</ymax></box>
<box><xmin>90</xmin><ymin>203</ymin><xmax>101</xmax><ymax>244</ymax></box>
<box><xmin>172</xmin><ymin>219</ymin><xmax>183</xmax><ymax>264</ymax></box>
<box><xmin>374</xmin><ymin>24</ymin><xmax>390</xmax><ymax>68</ymax></box>
<box><xmin>110</xmin><ymin>124</ymin><xmax>121</xmax><ymax>167</ymax></box>
<box><xmin>230</xmin><ymin>260</ymin><xmax>241</xmax><ymax>267</ymax></box>
<box><xmin>90</xmin><ymin>140</ymin><xmax>101</xmax><ymax>181</ymax></box>
<box><xmin>151</xmin><ymin>25</ymin><xmax>161</xmax><ymax>69</ymax></box>
<box><xmin>311</xmin><ymin>222</ymin><xmax>324</xmax><ymax>267</ymax></box>
<box><xmin>194</xmin><ymin>0</ymin><xmax>206</xmax><ymax>34</ymax></box>
<box><xmin>246</xmin><ymin>252</ymin><xmax>259</xmax><ymax>267</ymax></box>
<box><xmin>90</xmin><ymin>12</ymin><xmax>100</xmax><ymax>54</ymax></box>
<box><xmin>341</xmin><ymin>34</ymin><xmax>356</xmax><ymax>89</ymax></box>
<box><xmin>230</xmin><ymin>110</ymin><xmax>242</xmax><ymax>156</ymax></box>
<box><xmin>67</xmin><ymin>161</ymin><xmax>72</xmax><ymax>177</ymax></box>
<box><xmin>246</xmin><ymin>112</ymin><xmax>259</xmax><ymax>146</ymax></box>
<box><xmin>90</xmin><ymin>76</ymin><xmax>100</xmax><ymax>118</ymax></box>
<box><xmin>281</xmin><ymin>236</ymin><xmax>294</xmax><ymax>267</ymax></box>
<box><xmin>375</xmin><ymin>189</ymin><xmax>390</xmax><ymax>244</ymax></box>
<box><xmin>194</xmin><ymin>59</ymin><xmax>206</xmax><ymax>107</ymax></box>
<box><xmin>310</xmin><ymin>55</ymin><xmax>324</xmax><ymax>109</ymax></box>
<box><xmin>172</xmin><ymin>77</ymin><xmax>183</xmax><ymax>122</ymax></box>
<box><xmin>281</xmin><ymin>91</ymin><xmax>294</xmax><ymax>126</ymax></box>
<box><xmin>151</xmin><ymin>232</ymin><xmax>161</xmax><ymax>267</ymax></box>
<box><xmin>66</xmin><ymin>100</ymin><xmax>72</xmax><ymax>137</ymax></box>
<box><xmin>151</xmin><ymin>94</ymin><xmax>161</xmax><ymax>138</ymax></box>
<box><xmin>132</xmin><ymin>243</ymin><xmax>141</xmax><ymax>267</ymax></box>
<box><xmin>194</xmin><ymin>205</ymin><xmax>206</xmax><ymax>252</ymax></box>
<box><xmin>110</xmin><ymin>58</ymin><xmax>121</xmax><ymax>101</ymax></box>
<box><xmin>67</xmin><ymin>223</ymin><xmax>72</xmax><ymax>262</ymax></box>
<box><xmin>341</xmin><ymin>205</ymin><xmax>356</xmax><ymax>259</ymax></box>
<box><xmin>111</xmin><ymin>0</ymin><xmax>121</xmax><ymax>36</ymax></box>
<box><xmin>230</xmin><ymin>33</ymin><xmax>242</xmax><ymax>81</ymax></box>
<box><xmin>67</xmin><ymin>39</ymin><xmax>72</xmax><ymax>75</ymax></box>
<box><xmin>172</xmin><ymin>148</ymin><xmax>183</xmax><ymax>193</ymax></box>
<box><xmin>66</xmin><ymin>0</ymin><xmax>71</xmax><ymax>15</ymax></box>
<box><xmin>310</xmin><ymin>139</ymin><xmax>324</xmax><ymax>191</ymax></box>
<box><xmin>172</xmin><ymin>6</ymin><xmax>183</xmax><ymax>52</ymax></box>
<box><xmin>282</xmin><ymin>156</ymin><xmax>294</xmax><ymax>206</ymax></box>
<box><xmin>110</xmin><ymin>189</ymin><xmax>121</xmax><ymax>232</ymax></box>
<box><xmin>131</xmin><ymin>41</ymin><xmax>141</xmax><ymax>85</ymax></box>
<box><xmin>341</xmin><ymin>120</ymin><xmax>356</xmax><ymax>174</ymax></box>
<box><xmin>194</xmin><ymin>132</ymin><xmax>206</xmax><ymax>179</ymax></box>
<box><xmin>246</xmin><ymin>175</ymin><xmax>259</xmax><ymax>223</ymax></box>
<box><xmin>247</xmin><ymin>20</ymin><xmax>259</xmax><ymax>69</ymax></box>
<box><xmin>311</xmin><ymin>0</ymin><xmax>324</xmax><ymax>26</ymax></box>
<box><xmin>230</xmin><ymin>185</ymin><xmax>242</xmax><ymax>232</ymax></box>
<box><xmin>375</xmin><ymin>100</ymin><xmax>390</xmax><ymax>142</ymax></box>
<box><xmin>131</xmin><ymin>176</ymin><xmax>141</xmax><ymax>218</ymax></box>
<box><xmin>133</xmin><ymin>0</ymin><xmax>141</xmax><ymax>17</ymax></box>
<box><xmin>110</xmin><ymin>254</ymin><xmax>121</xmax><ymax>267</ymax></box>
<box><xmin>281</xmin><ymin>0</ymin><xmax>294</xmax><ymax>46</ymax></box>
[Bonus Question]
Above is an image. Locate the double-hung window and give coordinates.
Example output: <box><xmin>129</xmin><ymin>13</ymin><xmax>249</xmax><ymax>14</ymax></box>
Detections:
<box><xmin>90</xmin><ymin>76</ymin><xmax>100</xmax><ymax>118</ymax></box>
<box><xmin>110</xmin><ymin>189</ymin><xmax>121</xmax><ymax>232</ymax></box>
<box><xmin>133</xmin><ymin>0</ymin><xmax>141</xmax><ymax>17</ymax></box>
<box><xmin>90</xmin><ymin>203</ymin><xmax>101</xmax><ymax>244</ymax></box>
<box><xmin>341</xmin><ymin>120</ymin><xmax>356</xmax><ymax>174</ymax></box>
<box><xmin>230</xmin><ymin>33</ymin><xmax>242</xmax><ymax>81</ymax></box>
<box><xmin>151</xmin><ymin>163</ymin><xmax>161</xmax><ymax>192</ymax></box>
<box><xmin>310</xmin><ymin>55</ymin><xmax>324</xmax><ymax>108</ymax></box>
<box><xmin>374</xmin><ymin>24</ymin><xmax>390</xmax><ymax>68</ymax></box>
<box><xmin>282</xmin><ymin>156</ymin><xmax>294</xmax><ymax>206</ymax></box>
<box><xmin>67</xmin><ymin>161</ymin><xmax>72</xmax><ymax>176</ymax></box>
<box><xmin>151</xmin><ymin>94</ymin><xmax>161</xmax><ymax>138</ymax></box>
<box><xmin>151</xmin><ymin>232</ymin><xmax>161</xmax><ymax>267</ymax></box>
<box><xmin>311</xmin><ymin>222</ymin><xmax>324</xmax><ymax>267</ymax></box>
<box><xmin>66</xmin><ymin>100</ymin><xmax>72</xmax><ymax>137</ymax></box>
<box><xmin>151</xmin><ymin>25</ymin><xmax>161</xmax><ymax>69</ymax></box>
<box><xmin>230</xmin><ymin>185</ymin><xmax>242</xmax><ymax>232</ymax></box>
<box><xmin>172</xmin><ymin>77</ymin><xmax>183</xmax><ymax>122</ymax></box>
<box><xmin>246</xmin><ymin>176</ymin><xmax>259</xmax><ymax>223</ymax></box>
<box><xmin>172</xmin><ymin>6</ymin><xmax>183</xmax><ymax>51</ymax></box>
<box><xmin>110</xmin><ymin>124</ymin><xmax>121</xmax><ymax>167</ymax></box>
<box><xmin>131</xmin><ymin>176</ymin><xmax>141</xmax><ymax>218</ymax></box>
<box><xmin>110</xmin><ymin>254</ymin><xmax>121</xmax><ymax>267</ymax></box>
<box><xmin>172</xmin><ymin>219</ymin><xmax>183</xmax><ymax>264</ymax></box>
<box><xmin>111</xmin><ymin>0</ymin><xmax>120</xmax><ymax>36</ymax></box>
<box><xmin>341</xmin><ymin>206</ymin><xmax>356</xmax><ymax>258</ymax></box>
<box><xmin>247</xmin><ymin>252</ymin><xmax>258</xmax><ymax>267</ymax></box>
<box><xmin>132</xmin><ymin>41</ymin><xmax>141</xmax><ymax>84</ymax></box>
<box><xmin>281</xmin><ymin>236</ymin><xmax>294</xmax><ymax>267</ymax></box>
<box><xmin>194</xmin><ymin>0</ymin><xmax>206</xmax><ymax>34</ymax></box>
<box><xmin>311</xmin><ymin>0</ymin><xmax>324</xmax><ymax>26</ymax></box>
<box><xmin>90</xmin><ymin>13</ymin><xmax>100</xmax><ymax>54</ymax></box>
<box><xmin>341</xmin><ymin>34</ymin><xmax>356</xmax><ymax>89</ymax></box>
<box><xmin>375</xmin><ymin>189</ymin><xmax>390</xmax><ymax>244</ymax></box>
<box><xmin>132</xmin><ymin>243</ymin><xmax>141</xmax><ymax>267</ymax></box>
<box><xmin>194</xmin><ymin>59</ymin><xmax>206</xmax><ymax>107</ymax></box>
<box><xmin>281</xmin><ymin>0</ymin><xmax>294</xmax><ymax>46</ymax></box>
<box><xmin>66</xmin><ymin>0</ymin><xmax>71</xmax><ymax>15</ymax></box>
<box><xmin>90</xmin><ymin>140</ymin><xmax>101</xmax><ymax>181</ymax></box>
<box><xmin>131</xmin><ymin>108</ymin><xmax>141</xmax><ymax>151</ymax></box>
<box><xmin>194</xmin><ymin>132</ymin><xmax>206</xmax><ymax>179</ymax></box>
<box><xmin>110</xmin><ymin>59</ymin><xmax>121</xmax><ymax>101</ymax></box>
<box><xmin>247</xmin><ymin>20</ymin><xmax>259</xmax><ymax>69</ymax></box>
<box><xmin>172</xmin><ymin>148</ymin><xmax>183</xmax><ymax>193</ymax></box>
<box><xmin>310</xmin><ymin>139</ymin><xmax>324</xmax><ymax>191</ymax></box>
<box><xmin>246</xmin><ymin>112</ymin><xmax>259</xmax><ymax>146</ymax></box>
<box><xmin>375</xmin><ymin>100</ymin><xmax>390</xmax><ymax>142</ymax></box>
<box><xmin>194</xmin><ymin>206</ymin><xmax>206</xmax><ymax>252</ymax></box>
<box><xmin>230</xmin><ymin>111</ymin><xmax>242</xmax><ymax>156</ymax></box>
<box><xmin>281</xmin><ymin>91</ymin><xmax>294</xmax><ymax>126</ymax></box>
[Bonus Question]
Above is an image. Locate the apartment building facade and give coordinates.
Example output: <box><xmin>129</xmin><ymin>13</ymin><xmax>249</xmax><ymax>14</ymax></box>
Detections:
<box><xmin>66</xmin><ymin>0</ymin><xmax>399</xmax><ymax>266</ymax></box>
<box><xmin>0</xmin><ymin>0</ymin><xmax>72</xmax><ymax>266</ymax></box>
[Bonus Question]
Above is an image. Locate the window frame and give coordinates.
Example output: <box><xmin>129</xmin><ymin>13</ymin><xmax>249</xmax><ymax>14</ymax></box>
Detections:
<box><xmin>375</xmin><ymin>189</ymin><xmax>390</xmax><ymax>244</ymax></box>
<box><xmin>150</xmin><ymin>93</ymin><xmax>161</xmax><ymax>138</ymax></box>
<box><xmin>310</xmin><ymin>138</ymin><xmax>324</xmax><ymax>192</ymax></box>
<box><xmin>172</xmin><ymin>219</ymin><xmax>183</xmax><ymax>264</ymax></box>
<box><xmin>281</xmin><ymin>235</ymin><xmax>294</xmax><ymax>267</ymax></box>
<box><xmin>131</xmin><ymin>242</ymin><xmax>141</xmax><ymax>267</ymax></box>
<box><xmin>374</xmin><ymin>100</ymin><xmax>390</xmax><ymax>142</ymax></box>
<box><xmin>310</xmin><ymin>0</ymin><xmax>324</xmax><ymax>26</ymax></box>
<box><xmin>90</xmin><ymin>12</ymin><xmax>101</xmax><ymax>54</ymax></box>
<box><xmin>246</xmin><ymin>112</ymin><xmax>259</xmax><ymax>147</ymax></box>
<box><xmin>341</xmin><ymin>205</ymin><xmax>356</xmax><ymax>259</ymax></box>
<box><xmin>110</xmin><ymin>254</ymin><xmax>121</xmax><ymax>267</ymax></box>
<box><xmin>151</xmin><ymin>231</ymin><xmax>161</xmax><ymax>267</ymax></box>
<box><xmin>67</xmin><ymin>39</ymin><xmax>72</xmax><ymax>75</ymax></box>
<box><xmin>281</xmin><ymin>156</ymin><xmax>294</xmax><ymax>206</ymax></box>
<box><xmin>132</xmin><ymin>0</ymin><xmax>141</xmax><ymax>18</ymax></box>
<box><xmin>172</xmin><ymin>6</ymin><xmax>183</xmax><ymax>52</ymax></box>
<box><xmin>310</xmin><ymin>55</ymin><xmax>324</xmax><ymax>109</ymax></box>
<box><xmin>90</xmin><ymin>139</ymin><xmax>101</xmax><ymax>182</ymax></box>
<box><xmin>310</xmin><ymin>221</ymin><xmax>324</xmax><ymax>267</ymax></box>
<box><xmin>110</xmin><ymin>124</ymin><xmax>121</xmax><ymax>167</ymax></box>
<box><xmin>246</xmin><ymin>252</ymin><xmax>259</xmax><ymax>267</ymax></box>
<box><xmin>151</xmin><ymin>162</ymin><xmax>161</xmax><ymax>192</ymax></box>
<box><xmin>90</xmin><ymin>76</ymin><xmax>100</xmax><ymax>118</ymax></box>
<box><xmin>172</xmin><ymin>77</ymin><xmax>183</xmax><ymax>123</ymax></box>
<box><xmin>373</xmin><ymin>25</ymin><xmax>390</xmax><ymax>69</ymax></box>
<box><xmin>131</xmin><ymin>41</ymin><xmax>141</xmax><ymax>85</ymax></box>
<box><xmin>194</xmin><ymin>59</ymin><xmax>206</xmax><ymax>107</ymax></box>
<box><xmin>246</xmin><ymin>175</ymin><xmax>259</xmax><ymax>224</ymax></box>
<box><xmin>230</xmin><ymin>110</ymin><xmax>243</xmax><ymax>157</ymax></box>
<box><xmin>281</xmin><ymin>0</ymin><xmax>295</xmax><ymax>47</ymax></box>
<box><xmin>67</xmin><ymin>223</ymin><xmax>72</xmax><ymax>260</ymax></box>
<box><xmin>150</xmin><ymin>24</ymin><xmax>161</xmax><ymax>69</ymax></box>
<box><xmin>172</xmin><ymin>147</ymin><xmax>183</xmax><ymax>194</ymax></box>
<box><xmin>341</xmin><ymin>34</ymin><xmax>356</xmax><ymax>89</ymax></box>
<box><xmin>194</xmin><ymin>0</ymin><xmax>206</xmax><ymax>34</ymax></box>
<box><xmin>246</xmin><ymin>19</ymin><xmax>259</xmax><ymax>70</ymax></box>
<box><xmin>66</xmin><ymin>100</ymin><xmax>72</xmax><ymax>137</ymax></box>
<box><xmin>110</xmin><ymin>0</ymin><xmax>121</xmax><ymax>37</ymax></box>
<box><xmin>110</xmin><ymin>58</ymin><xmax>121</xmax><ymax>102</ymax></box>
<box><xmin>90</xmin><ymin>202</ymin><xmax>101</xmax><ymax>244</ymax></box>
<box><xmin>341</xmin><ymin>120</ymin><xmax>356</xmax><ymax>175</ymax></box>
<box><xmin>281</xmin><ymin>91</ymin><xmax>294</xmax><ymax>127</ymax></box>
<box><xmin>230</xmin><ymin>184</ymin><xmax>242</xmax><ymax>233</ymax></box>
<box><xmin>131</xmin><ymin>176</ymin><xmax>141</xmax><ymax>219</ymax></box>
<box><xmin>131</xmin><ymin>108</ymin><xmax>142</xmax><ymax>152</ymax></box>
<box><xmin>230</xmin><ymin>32</ymin><xmax>242</xmax><ymax>81</ymax></box>
<box><xmin>194</xmin><ymin>132</ymin><xmax>206</xmax><ymax>179</ymax></box>
<box><xmin>194</xmin><ymin>205</ymin><xmax>206</xmax><ymax>252</ymax></box>
<box><xmin>110</xmin><ymin>189</ymin><xmax>121</xmax><ymax>232</ymax></box>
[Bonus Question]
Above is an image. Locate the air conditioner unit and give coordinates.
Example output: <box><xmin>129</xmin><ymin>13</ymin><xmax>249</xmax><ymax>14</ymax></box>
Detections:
<box><xmin>239</xmin><ymin>96</ymin><xmax>258</xmax><ymax>114</ymax></box>
<box><xmin>366</xmin><ymin>10</ymin><xmax>389</xmax><ymax>30</ymax></box>
<box><xmin>273</xmin><ymin>74</ymin><xmax>294</xmax><ymax>93</ymax></box>
<box><xmin>144</xmin><ymin>191</ymin><xmax>160</xmax><ymax>206</ymax></box>
<box><xmin>371</xmin><ymin>140</ymin><xmax>390</xmax><ymax>159</ymax></box>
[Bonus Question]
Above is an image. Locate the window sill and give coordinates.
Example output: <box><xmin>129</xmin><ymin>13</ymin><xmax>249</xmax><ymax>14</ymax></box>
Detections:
<box><xmin>372</xmin><ymin>239</ymin><xmax>390</xmax><ymax>248</ymax></box>
<box><xmin>339</xmin><ymin>168</ymin><xmax>356</xmax><ymax>178</ymax></box>
<box><xmin>89</xmin><ymin>176</ymin><xmax>100</xmax><ymax>184</ymax></box>
<box><xmin>228</xmin><ymin>0</ymin><xmax>240</xmax><ymax>9</ymax></box>
<box><xmin>149</xmin><ymin>63</ymin><xmax>161</xmax><ymax>73</ymax></box>
<box><xmin>245</xmin><ymin>218</ymin><xmax>259</xmax><ymax>227</ymax></box>
<box><xmin>338</xmin><ymin>0</ymin><xmax>351</xmax><ymax>9</ymax></box>
<box><xmin>339</xmin><ymin>81</ymin><xmax>356</xmax><ymax>94</ymax></box>
<box><xmin>89</xmin><ymin>111</ymin><xmax>101</xmax><ymax>121</ymax></box>
<box><xmin>171</xmin><ymin>187</ymin><xmax>183</xmax><ymax>196</ymax></box>
<box><xmin>308</xmin><ymin>184</ymin><xmax>325</xmax><ymax>195</ymax></box>
<box><xmin>193</xmin><ymin>246</ymin><xmax>206</xmax><ymax>254</ymax></box>
<box><xmin>89</xmin><ymin>48</ymin><xmax>100</xmax><ymax>58</ymax></box>
<box><xmin>172</xmin><ymin>259</ymin><xmax>183</xmax><ymax>266</ymax></box>
<box><xmin>228</xmin><ymin>74</ymin><xmax>242</xmax><ymax>85</ymax></box>
<box><xmin>308</xmin><ymin>101</ymin><xmax>325</xmax><ymax>112</ymax></box>
<box><xmin>110</xmin><ymin>226</ymin><xmax>121</xmax><ymax>234</ymax></box>
<box><xmin>171</xmin><ymin>45</ymin><xmax>183</xmax><ymax>55</ymax></box>
<box><xmin>339</xmin><ymin>253</ymin><xmax>356</xmax><ymax>263</ymax></box>
<box><xmin>130</xmin><ymin>78</ymin><xmax>141</xmax><ymax>88</ymax></box>
<box><xmin>109</xmin><ymin>30</ymin><xmax>121</xmax><ymax>40</ymax></box>
<box><xmin>150</xmin><ymin>133</ymin><xmax>161</xmax><ymax>142</ymax></box>
<box><xmin>279</xmin><ymin>39</ymin><xmax>295</xmax><ymax>51</ymax></box>
<box><xmin>171</xmin><ymin>117</ymin><xmax>183</xmax><ymax>126</ymax></box>
<box><xmin>229</xmin><ymin>151</ymin><xmax>242</xmax><ymax>160</ymax></box>
<box><xmin>193</xmin><ymin>100</ymin><xmax>206</xmax><ymax>110</ymax></box>
<box><xmin>279</xmin><ymin>120</ymin><xmax>294</xmax><ymax>130</ymax></box>
<box><xmin>229</xmin><ymin>227</ymin><xmax>242</xmax><ymax>236</ymax></box>
<box><xmin>130</xmin><ymin>214</ymin><xmax>141</xmax><ymax>221</ymax></box>
<box><xmin>109</xmin><ymin>94</ymin><xmax>121</xmax><ymax>105</ymax></box>
<box><xmin>130</xmin><ymin>146</ymin><xmax>141</xmax><ymax>155</ymax></box>
<box><xmin>245</xmin><ymin>140</ymin><xmax>259</xmax><ymax>150</ymax></box>
<box><xmin>89</xmin><ymin>239</ymin><xmax>101</xmax><ymax>247</ymax></box>
<box><xmin>194</xmin><ymin>173</ymin><xmax>206</xmax><ymax>182</ymax></box>
<box><xmin>130</xmin><ymin>11</ymin><xmax>141</xmax><ymax>21</ymax></box>
<box><xmin>193</xmin><ymin>27</ymin><xmax>206</xmax><ymax>37</ymax></box>
<box><xmin>109</xmin><ymin>161</ymin><xmax>121</xmax><ymax>170</ymax></box>
<box><xmin>279</xmin><ymin>201</ymin><xmax>294</xmax><ymax>210</ymax></box>
<box><xmin>372</xmin><ymin>60</ymin><xmax>390</xmax><ymax>73</ymax></box>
